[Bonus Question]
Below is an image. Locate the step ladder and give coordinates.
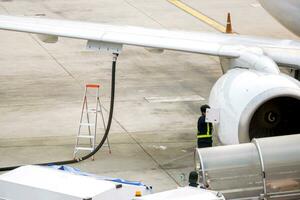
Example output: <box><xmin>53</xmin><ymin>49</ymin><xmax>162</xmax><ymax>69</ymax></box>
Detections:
<box><xmin>73</xmin><ymin>84</ymin><xmax>111</xmax><ymax>160</ymax></box>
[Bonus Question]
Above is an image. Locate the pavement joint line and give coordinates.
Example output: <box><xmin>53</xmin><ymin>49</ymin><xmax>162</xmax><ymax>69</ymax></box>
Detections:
<box><xmin>0</xmin><ymin>4</ymin><xmax>123</xmax><ymax>134</ymax></box>
<box><xmin>111</xmin><ymin>110</ymin><xmax>181</xmax><ymax>186</ymax></box>
<box><xmin>0</xmin><ymin>101</ymin><xmax>82</xmax><ymax>107</ymax></box>
<box><xmin>0</xmin><ymin>144</ymin><xmax>74</xmax><ymax>148</ymax></box>
<box><xmin>160</xmin><ymin>151</ymin><xmax>194</xmax><ymax>166</ymax></box>
<box><xmin>1</xmin><ymin>0</ymin><xmax>82</xmax><ymax>85</ymax></box>
<box><xmin>167</xmin><ymin>0</ymin><xmax>226</xmax><ymax>33</ymax></box>
<box><xmin>0</xmin><ymin>3</ymin><xmax>9</xmax><ymax>14</ymax></box>
<box><xmin>0</xmin><ymin>141</ymin><xmax>194</xmax><ymax>148</ymax></box>
<box><xmin>123</xmin><ymin>0</ymin><xmax>165</xmax><ymax>28</ymax></box>
<box><xmin>81</xmin><ymin>167</ymin><xmax>170</xmax><ymax>175</ymax></box>
<box><xmin>29</xmin><ymin>34</ymin><xmax>82</xmax><ymax>87</ymax></box>
<box><xmin>26</xmin><ymin>7</ymin><xmax>108</xmax><ymax>99</ymax></box>
<box><xmin>101</xmin><ymin>113</ymin><xmax>172</xmax><ymax>179</ymax></box>
<box><xmin>126</xmin><ymin>132</ymin><xmax>181</xmax><ymax>186</ymax></box>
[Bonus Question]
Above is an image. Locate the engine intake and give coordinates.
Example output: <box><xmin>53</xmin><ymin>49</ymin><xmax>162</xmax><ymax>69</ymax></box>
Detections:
<box><xmin>249</xmin><ymin>96</ymin><xmax>300</xmax><ymax>139</ymax></box>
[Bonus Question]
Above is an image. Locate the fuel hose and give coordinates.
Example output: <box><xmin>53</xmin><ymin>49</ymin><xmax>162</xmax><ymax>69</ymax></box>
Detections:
<box><xmin>0</xmin><ymin>53</ymin><xmax>119</xmax><ymax>171</ymax></box>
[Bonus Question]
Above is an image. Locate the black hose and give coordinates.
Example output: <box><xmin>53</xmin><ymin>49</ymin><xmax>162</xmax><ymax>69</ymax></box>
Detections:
<box><xmin>0</xmin><ymin>53</ymin><xmax>119</xmax><ymax>171</ymax></box>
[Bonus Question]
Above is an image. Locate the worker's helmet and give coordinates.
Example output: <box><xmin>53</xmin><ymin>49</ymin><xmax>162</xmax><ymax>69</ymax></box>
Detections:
<box><xmin>188</xmin><ymin>171</ymin><xmax>199</xmax><ymax>187</ymax></box>
<box><xmin>200</xmin><ymin>104</ymin><xmax>210</xmax><ymax>113</ymax></box>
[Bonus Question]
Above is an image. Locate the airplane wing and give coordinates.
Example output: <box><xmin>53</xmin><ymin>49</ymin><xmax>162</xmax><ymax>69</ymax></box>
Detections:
<box><xmin>0</xmin><ymin>15</ymin><xmax>300</xmax><ymax>69</ymax></box>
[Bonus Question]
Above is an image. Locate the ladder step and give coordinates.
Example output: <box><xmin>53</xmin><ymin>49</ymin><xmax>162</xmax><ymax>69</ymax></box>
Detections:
<box><xmin>80</xmin><ymin>123</ymin><xmax>95</xmax><ymax>126</ymax></box>
<box><xmin>75</xmin><ymin>147</ymin><xmax>94</xmax><ymax>151</ymax></box>
<box><xmin>87</xmin><ymin>108</ymin><xmax>100</xmax><ymax>113</ymax></box>
<box><xmin>77</xmin><ymin>135</ymin><xmax>95</xmax><ymax>139</ymax></box>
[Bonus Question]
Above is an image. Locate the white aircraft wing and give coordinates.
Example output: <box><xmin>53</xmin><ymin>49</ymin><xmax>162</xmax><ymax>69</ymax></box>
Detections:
<box><xmin>0</xmin><ymin>15</ymin><xmax>300</xmax><ymax>68</ymax></box>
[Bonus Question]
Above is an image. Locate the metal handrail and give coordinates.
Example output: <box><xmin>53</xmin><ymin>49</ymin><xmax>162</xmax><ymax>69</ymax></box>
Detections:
<box><xmin>194</xmin><ymin>149</ymin><xmax>207</xmax><ymax>187</ymax></box>
<box><xmin>253</xmin><ymin>139</ymin><xmax>268</xmax><ymax>200</ymax></box>
<box><xmin>268</xmin><ymin>189</ymin><xmax>300</xmax><ymax>199</ymax></box>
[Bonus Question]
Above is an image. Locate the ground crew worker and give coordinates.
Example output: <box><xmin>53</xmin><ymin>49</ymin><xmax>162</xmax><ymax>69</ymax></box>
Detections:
<box><xmin>188</xmin><ymin>171</ymin><xmax>206</xmax><ymax>188</ymax></box>
<box><xmin>188</xmin><ymin>171</ymin><xmax>199</xmax><ymax>187</ymax></box>
<box><xmin>197</xmin><ymin>104</ymin><xmax>213</xmax><ymax>148</ymax></box>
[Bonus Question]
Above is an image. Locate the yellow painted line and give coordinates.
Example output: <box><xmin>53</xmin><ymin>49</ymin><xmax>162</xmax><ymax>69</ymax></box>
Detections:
<box><xmin>168</xmin><ymin>0</ymin><xmax>226</xmax><ymax>33</ymax></box>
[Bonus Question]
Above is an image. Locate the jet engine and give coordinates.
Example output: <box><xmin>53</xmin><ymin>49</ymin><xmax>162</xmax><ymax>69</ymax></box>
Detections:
<box><xmin>209</xmin><ymin>68</ymin><xmax>300</xmax><ymax>144</ymax></box>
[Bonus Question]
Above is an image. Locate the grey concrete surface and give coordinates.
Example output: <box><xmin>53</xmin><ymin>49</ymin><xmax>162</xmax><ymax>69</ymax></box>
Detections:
<box><xmin>0</xmin><ymin>0</ymin><xmax>296</xmax><ymax>194</ymax></box>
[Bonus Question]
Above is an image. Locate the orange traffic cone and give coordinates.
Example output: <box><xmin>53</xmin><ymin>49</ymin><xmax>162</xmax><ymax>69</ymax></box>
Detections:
<box><xmin>226</xmin><ymin>13</ymin><xmax>233</xmax><ymax>33</ymax></box>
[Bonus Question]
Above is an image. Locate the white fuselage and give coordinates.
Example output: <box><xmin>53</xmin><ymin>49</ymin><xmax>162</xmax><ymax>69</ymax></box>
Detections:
<box><xmin>259</xmin><ymin>0</ymin><xmax>300</xmax><ymax>37</ymax></box>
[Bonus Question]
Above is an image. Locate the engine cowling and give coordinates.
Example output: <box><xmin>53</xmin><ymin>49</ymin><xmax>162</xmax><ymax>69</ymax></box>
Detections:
<box><xmin>209</xmin><ymin>68</ymin><xmax>300</xmax><ymax>144</ymax></box>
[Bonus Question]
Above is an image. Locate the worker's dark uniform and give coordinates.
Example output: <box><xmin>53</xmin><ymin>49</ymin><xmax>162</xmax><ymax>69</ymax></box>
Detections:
<box><xmin>197</xmin><ymin>115</ymin><xmax>213</xmax><ymax>148</ymax></box>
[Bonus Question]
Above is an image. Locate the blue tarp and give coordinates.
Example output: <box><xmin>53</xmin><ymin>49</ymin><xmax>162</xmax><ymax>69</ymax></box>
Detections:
<box><xmin>48</xmin><ymin>165</ymin><xmax>146</xmax><ymax>187</ymax></box>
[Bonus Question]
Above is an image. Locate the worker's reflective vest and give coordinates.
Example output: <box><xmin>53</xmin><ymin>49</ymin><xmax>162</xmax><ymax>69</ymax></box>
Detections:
<box><xmin>197</xmin><ymin>123</ymin><xmax>212</xmax><ymax>139</ymax></box>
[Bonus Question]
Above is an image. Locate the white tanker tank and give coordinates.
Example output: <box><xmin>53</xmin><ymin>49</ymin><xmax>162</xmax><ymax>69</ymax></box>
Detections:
<box><xmin>194</xmin><ymin>134</ymin><xmax>300</xmax><ymax>199</ymax></box>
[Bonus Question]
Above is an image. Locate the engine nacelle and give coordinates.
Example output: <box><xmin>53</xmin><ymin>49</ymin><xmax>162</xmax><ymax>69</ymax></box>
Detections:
<box><xmin>209</xmin><ymin>68</ymin><xmax>300</xmax><ymax>144</ymax></box>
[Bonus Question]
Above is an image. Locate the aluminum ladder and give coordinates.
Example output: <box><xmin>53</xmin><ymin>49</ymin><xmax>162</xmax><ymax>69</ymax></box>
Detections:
<box><xmin>73</xmin><ymin>84</ymin><xmax>111</xmax><ymax>160</ymax></box>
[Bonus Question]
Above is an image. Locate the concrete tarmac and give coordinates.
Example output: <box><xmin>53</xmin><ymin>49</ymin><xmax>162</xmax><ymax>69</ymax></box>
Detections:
<box><xmin>0</xmin><ymin>0</ymin><xmax>297</xmax><ymax>193</ymax></box>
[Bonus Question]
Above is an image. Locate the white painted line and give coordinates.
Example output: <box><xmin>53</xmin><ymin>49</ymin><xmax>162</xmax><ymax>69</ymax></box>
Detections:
<box><xmin>251</xmin><ymin>3</ymin><xmax>261</xmax><ymax>8</ymax></box>
<box><xmin>145</xmin><ymin>95</ymin><xmax>205</xmax><ymax>103</ymax></box>
<box><xmin>152</xmin><ymin>145</ymin><xmax>167</xmax><ymax>150</ymax></box>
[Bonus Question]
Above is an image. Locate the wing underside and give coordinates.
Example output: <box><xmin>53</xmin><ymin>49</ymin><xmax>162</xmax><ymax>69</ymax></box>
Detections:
<box><xmin>0</xmin><ymin>15</ymin><xmax>300</xmax><ymax>69</ymax></box>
